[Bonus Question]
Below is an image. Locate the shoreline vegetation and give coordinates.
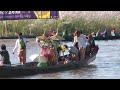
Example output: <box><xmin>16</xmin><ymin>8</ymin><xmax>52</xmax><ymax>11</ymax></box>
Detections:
<box><xmin>0</xmin><ymin>17</ymin><xmax>120</xmax><ymax>37</ymax></box>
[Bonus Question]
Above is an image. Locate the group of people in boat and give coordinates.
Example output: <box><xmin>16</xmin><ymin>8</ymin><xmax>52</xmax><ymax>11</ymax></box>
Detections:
<box><xmin>0</xmin><ymin>29</ymin><xmax>98</xmax><ymax>67</ymax></box>
<box><xmin>95</xmin><ymin>28</ymin><xmax>119</xmax><ymax>37</ymax></box>
<box><xmin>60</xmin><ymin>28</ymin><xmax>120</xmax><ymax>41</ymax></box>
<box><xmin>35</xmin><ymin>29</ymin><xmax>98</xmax><ymax>67</ymax></box>
<box><xmin>0</xmin><ymin>32</ymin><xmax>29</xmax><ymax>66</ymax></box>
<box><xmin>73</xmin><ymin>30</ymin><xmax>97</xmax><ymax>60</ymax></box>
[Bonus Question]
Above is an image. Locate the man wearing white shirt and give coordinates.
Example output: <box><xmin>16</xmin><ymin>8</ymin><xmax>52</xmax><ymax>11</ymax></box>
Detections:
<box><xmin>13</xmin><ymin>32</ymin><xmax>28</xmax><ymax>65</ymax></box>
<box><xmin>78</xmin><ymin>31</ymin><xmax>88</xmax><ymax>60</ymax></box>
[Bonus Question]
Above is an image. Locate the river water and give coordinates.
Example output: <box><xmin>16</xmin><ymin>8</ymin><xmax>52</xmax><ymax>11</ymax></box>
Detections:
<box><xmin>0</xmin><ymin>39</ymin><xmax>120</xmax><ymax>79</ymax></box>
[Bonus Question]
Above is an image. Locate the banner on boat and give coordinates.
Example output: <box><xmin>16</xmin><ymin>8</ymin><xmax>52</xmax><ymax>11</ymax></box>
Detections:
<box><xmin>0</xmin><ymin>11</ymin><xmax>59</xmax><ymax>20</ymax></box>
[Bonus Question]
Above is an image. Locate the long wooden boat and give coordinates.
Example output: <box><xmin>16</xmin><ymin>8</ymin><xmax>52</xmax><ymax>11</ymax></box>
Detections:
<box><xmin>93</xmin><ymin>35</ymin><xmax>120</xmax><ymax>40</ymax></box>
<box><xmin>2</xmin><ymin>35</ymin><xmax>120</xmax><ymax>41</ymax></box>
<box><xmin>63</xmin><ymin>35</ymin><xmax>120</xmax><ymax>41</ymax></box>
<box><xmin>0</xmin><ymin>46</ymin><xmax>98</xmax><ymax>78</ymax></box>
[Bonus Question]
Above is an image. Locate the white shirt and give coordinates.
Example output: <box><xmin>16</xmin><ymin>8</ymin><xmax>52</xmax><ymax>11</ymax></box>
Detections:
<box><xmin>78</xmin><ymin>34</ymin><xmax>88</xmax><ymax>49</ymax></box>
<box><xmin>13</xmin><ymin>38</ymin><xmax>28</xmax><ymax>53</ymax></box>
<box><xmin>111</xmin><ymin>31</ymin><xmax>115</xmax><ymax>36</ymax></box>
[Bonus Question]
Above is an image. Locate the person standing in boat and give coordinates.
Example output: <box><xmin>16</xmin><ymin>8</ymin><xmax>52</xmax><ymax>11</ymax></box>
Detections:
<box><xmin>73</xmin><ymin>30</ymin><xmax>79</xmax><ymax>50</ymax></box>
<box><xmin>13</xmin><ymin>32</ymin><xmax>29</xmax><ymax>65</ymax></box>
<box><xmin>0</xmin><ymin>44</ymin><xmax>11</xmax><ymax>66</ymax></box>
<box><xmin>78</xmin><ymin>31</ymin><xmax>88</xmax><ymax>60</ymax></box>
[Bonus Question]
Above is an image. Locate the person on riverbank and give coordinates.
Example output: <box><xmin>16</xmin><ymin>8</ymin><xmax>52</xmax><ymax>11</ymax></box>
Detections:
<box><xmin>0</xmin><ymin>44</ymin><xmax>11</xmax><ymax>66</ymax></box>
<box><xmin>13</xmin><ymin>32</ymin><xmax>29</xmax><ymax>65</ymax></box>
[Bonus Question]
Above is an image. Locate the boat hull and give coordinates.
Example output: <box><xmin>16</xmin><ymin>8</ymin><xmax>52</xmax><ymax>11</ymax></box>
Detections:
<box><xmin>0</xmin><ymin>51</ymin><xmax>97</xmax><ymax>78</ymax></box>
<box><xmin>93</xmin><ymin>36</ymin><xmax>120</xmax><ymax>40</ymax></box>
<box><xmin>63</xmin><ymin>36</ymin><xmax>120</xmax><ymax>41</ymax></box>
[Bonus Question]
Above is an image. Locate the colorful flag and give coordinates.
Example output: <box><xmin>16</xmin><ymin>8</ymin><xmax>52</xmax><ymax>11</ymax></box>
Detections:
<box><xmin>0</xmin><ymin>11</ymin><xmax>59</xmax><ymax>20</ymax></box>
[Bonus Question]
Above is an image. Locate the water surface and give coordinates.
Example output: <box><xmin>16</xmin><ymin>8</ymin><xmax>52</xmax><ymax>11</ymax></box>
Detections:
<box><xmin>0</xmin><ymin>39</ymin><xmax>120</xmax><ymax>79</ymax></box>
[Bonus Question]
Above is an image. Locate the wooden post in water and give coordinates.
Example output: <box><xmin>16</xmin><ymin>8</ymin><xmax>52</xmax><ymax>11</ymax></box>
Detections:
<box><xmin>4</xmin><ymin>21</ymin><xmax>8</xmax><ymax>37</ymax></box>
<box><xmin>2</xmin><ymin>21</ymin><xmax>4</xmax><ymax>36</ymax></box>
<box><xmin>29</xmin><ymin>23</ymin><xmax>33</xmax><ymax>35</ymax></box>
<box><xmin>30</xmin><ymin>27</ymin><xmax>31</xmax><ymax>35</ymax></box>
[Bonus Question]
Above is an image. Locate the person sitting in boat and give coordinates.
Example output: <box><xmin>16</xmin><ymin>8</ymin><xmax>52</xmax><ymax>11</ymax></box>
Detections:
<box><xmin>58</xmin><ymin>56</ymin><xmax>69</xmax><ymax>64</ymax></box>
<box><xmin>86</xmin><ymin>34</ymin><xmax>95</xmax><ymax>57</ymax></box>
<box><xmin>103</xmin><ymin>29</ymin><xmax>109</xmax><ymax>37</ymax></box>
<box><xmin>58</xmin><ymin>46</ymin><xmax>78</xmax><ymax>64</ymax></box>
<box><xmin>111</xmin><ymin>28</ymin><xmax>116</xmax><ymax>36</ymax></box>
<box><xmin>0</xmin><ymin>44</ymin><xmax>11</xmax><ymax>66</ymax></box>
<box><xmin>68</xmin><ymin>46</ymin><xmax>79</xmax><ymax>61</ymax></box>
<box><xmin>96</xmin><ymin>30</ymin><xmax>100</xmax><ymax>37</ymax></box>
<box><xmin>62</xmin><ymin>30</ymin><xmax>68</xmax><ymax>39</ymax></box>
<box><xmin>100</xmin><ymin>31</ymin><xmax>104</xmax><ymax>37</ymax></box>
<box><xmin>57</xmin><ymin>44</ymin><xmax>68</xmax><ymax>57</ymax></box>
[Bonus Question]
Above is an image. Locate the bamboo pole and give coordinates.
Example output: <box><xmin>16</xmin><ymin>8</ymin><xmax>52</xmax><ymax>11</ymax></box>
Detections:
<box><xmin>30</xmin><ymin>25</ymin><xmax>31</xmax><ymax>35</ymax></box>
<box><xmin>15</xmin><ymin>20</ymin><xmax>18</xmax><ymax>34</ymax></box>
<box><xmin>56</xmin><ymin>18</ymin><xmax>58</xmax><ymax>33</ymax></box>
<box><xmin>4</xmin><ymin>21</ymin><xmax>7</xmax><ymax>36</ymax></box>
<box><xmin>2</xmin><ymin>21</ymin><xmax>4</xmax><ymax>36</ymax></box>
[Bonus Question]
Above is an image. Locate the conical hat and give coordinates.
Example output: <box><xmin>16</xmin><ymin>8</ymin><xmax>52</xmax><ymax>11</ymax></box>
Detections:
<box><xmin>37</xmin><ymin>34</ymin><xmax>48</xmax><ymax>41</ymax></box>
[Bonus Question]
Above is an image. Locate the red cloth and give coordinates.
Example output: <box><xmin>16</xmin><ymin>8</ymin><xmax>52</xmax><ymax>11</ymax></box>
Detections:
<box><xmin>41</xmin><ymin>46</ymin><xmax>49</xmax><ymax>58</ymax></box>
<box><xmin>49</xmin><ymin>31</ymin><xmax>54</xmax><ymax>36</ymax></box>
